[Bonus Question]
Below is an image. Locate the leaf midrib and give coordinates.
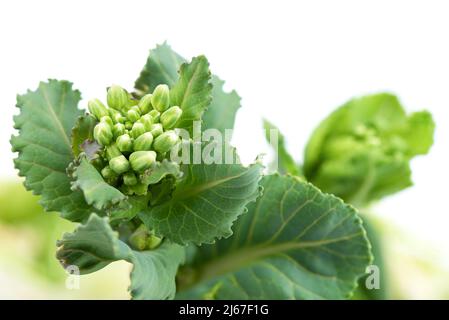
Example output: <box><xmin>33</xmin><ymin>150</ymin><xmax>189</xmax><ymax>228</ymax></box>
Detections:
<box><xmin>186</xmin><ymin>232</ymin><xmax>363</xmax><ymax>289</ymax></box>
<box><xmin>42</xmin><ymin>85</ymin><xmax>72</xmax><ymax>151</ymax></box>
<box><xmin>177</xmin><ymin>59</ymin><xmax>202</xmax><ymax>108</ymax></box>
<box><xmin>173</xmin><ymin>170</ymin><xmax>248</xmax><ymax>201</ymax></box>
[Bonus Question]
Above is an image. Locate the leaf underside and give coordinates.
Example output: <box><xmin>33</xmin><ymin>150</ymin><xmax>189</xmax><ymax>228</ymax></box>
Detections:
<box><xmin>56</xmin><ymin>214</ymin><xmax>185</xmax><ymax>299</ymax></box>
<box><xmin>177</xmin><ymin>174</ymin><xmax>372</xmax><ymax>300</ymax></box>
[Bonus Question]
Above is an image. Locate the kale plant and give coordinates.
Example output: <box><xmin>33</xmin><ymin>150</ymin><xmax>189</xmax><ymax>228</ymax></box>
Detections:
<box><xmin>11</xmin><ymin>43</ymin><xmax>374</xmax><ymax>299</ymax></box>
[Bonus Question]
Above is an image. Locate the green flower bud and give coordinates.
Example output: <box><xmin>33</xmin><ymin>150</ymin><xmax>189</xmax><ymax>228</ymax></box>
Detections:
<box><xmin>112</xmin><ymin>123</ymin><xmax>126</xmax><ymax>139</ymax></box>
<box><xmin>107</xmin><ymin>85</ymin><xmax>129</xmax><ymax>112</ymax></box>
<box><xmin>153</xmin><ymin>130</ymin><xmax>179</xmax><ymax>153</ymax></box>
<box><xmin>130</xmin><ymin>183</ymin><xmax>148</xmax><ymax>196</ymax></box>
<box><xmin>138</xmin><ymin>94</ymin><xmax>153</xmax><ymax>114</ymax></box>
<box><xmin>128</xmin><ymin>224</ymin><xmax>148</xmax><ymax>251</ymax></box>
<box><xmin>129</xmin><ymin>151</ymin><xmax>157</xmax><ymax>172</ymax></box>
<box><xmin>116</xmin><ymin>134</ymin><xmax>133</xmax><ymax>152</ymax></box>
<box><xmin>146</xmin><ymin>234</ymin><xmax>162</xmax><ymax>249</ymax></box>
<box><xmin>160</xmin><ymin>106</ymin><xmax>182</xmax><ymax>129</ymax></box>
<box><xmin>127</xmin><ymin>109</ymin><xmax>140</xmax><ymax>123</ymax></box>
<box><xmin>127</xmin><ymin>97</ymin><xmax>139</xmax><ymax>107</ymax></box>
<box><xmin>139</xmin><ymin>114</ymin><xmax>153</xmax><ymax>131</ymax></box>
<box><xmin>93</xmin><ymin>122</ymin><xmax>113</xmax><ymax>146</ymax></box>
<box><xmin>131</xmin><ymin>122</ymin><xmax>146</xmax><ymax>139</ymax></box>
<box><xmin>151</xmin><ymin>84</ymin><xmax>170</xmax><ymax>112</ymax></box>
<box><xmin>134</xmin><ymin>132</ymin><xmax>154</xmax><ymax>151</ymax></box>
<box><xmin>109</xmin><ymin>155</ymin><xmax>130</xmax><ymax>174</ymax></box>
<box><xmin>101</xmin><ymin>165</ymin><xmax>117</xmax><ymax>180</ymax></box>
<box><xmin>88</xmin><ymin>99</ymin><xmax>109</xmax><ymax>120</ymax></box>
<box><xmin>109</xmin><ymin>109</ymin><xmax>126</xmax><ymax>123</ymax></box>
<box><xmin>100</xmin><ymin>115</ymin><xmax>113</xmax><ymax>127</ymax></box>
<box><xmin>90</xmin><ymin>157</ymin><xmax>106</xmax><ymax>171</ymax></box>
<box><xmin>125</xmin><ymin>121</ymin><xmax>133</xmax><ymax>130</ymax></box>
<box><xmin>148</xmin><ymin>110</ymin><xmax>160</xmax><ymax>122</ymax></box>
<box><xmin>105</xmin><ymin>143</ymin><xmax>122</xmax><ymax>160</ymax></box>
<box><xmin>149</xmin><ymin>123</ymin><xmax>163</xmax><ymax>137</ymax></box>
<box><xmin>123</xmin><ymin>171</ymin><xmax>138</xmax><ymax>186</ymax></box>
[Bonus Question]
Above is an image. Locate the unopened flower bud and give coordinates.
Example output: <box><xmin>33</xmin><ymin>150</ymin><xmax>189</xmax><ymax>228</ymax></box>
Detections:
<box><xmin>131</xmin><ymin>122</ymin><xmax>146</xmax><ymax>139</ymax></box>
<box><xmin>130</xmin><ymin>183</ymin><xmax>148</xmax><ymax>196</ymax></box>
<box><xmin>128</xmin><ymin>224</ymin><xmax>147</xmax><ymax>251</ymax></box>
<box><xmin>151</xmin><ymin>84</ymin><xmax>170</xmax><ymax>112</ymax></box>
<box><xmin>146</xmin><ymin>234</ymin><xmax>162</xmax><ymax>249</ymax></box>
<box><xmin>148</xmin><ymin>110</ymin><xmax>160</xmax><ymax>122</ymax></box>
<box><xmin>116</xmin><ymin>134</ymin><xmax>133</xmax><ymax>152</ymax></box>
<box><xmin>109</xmin><ymin>109</ymin><xmax>126</xmax><ymax>123</ymax></box>
<box><xmin>112</xmin><ymin>123</ymin><xmax>126</xmax><ymax>138</ymax></box>
<box><xmin>125</xmin><ymin>121</ymin><xmax>133</xmax><ymax>130</ymax></box>
<box><xmin>129</xmin><ymin>151</ymin><xmax>157</xmax><ymax>172</ymax></box>
<box><xmin>134</xmin><ymin>132</ymin><xmax>153</xmax><ymax>151</ymax></box>
<box><xmin>105</xmin><ymin>143</ymin><xmax>122</xmax><ymax>160</ymax></box>
<box><xmin>101</xmin><ymin>165</ymin><xmax>117</xmax><ymax>180</ymax></box>
<box><xmin>107</xmin><ymin>85</ymin><xmax>129</xmax><ymax>112</ymax></box>
<box><xmin>149</xmin><ymin>123</ymin><xmax>163</xmax><ymax>137</ymax></box>
<box><xmin>139</xmin><ymin>114</ymin><xmax>153</xmax><ymax>131</ymax></box>
<box><xmin>123</xmin><ymin>171</ymin><xmax>138</xmax><ymax>186</ymax></box>
<box><xmin>160</xmin><ymin>106</ymin><xmax>182</xmax><ymax>129</ymax></box>
<box><xmin>109</xmin><ymin>155</ymin><xmax>130</xmax><ymax>174</ymax></box>
<box><xmin>153</xmin><ymin>130</ymin><xmax>179</xmax><ymax>153</ymax></box>
<box><xmin>100</xmin><ymin>115</ymin><xmax>113</xmax><ymax>127</ymax></box>
<box><xmin>138</xmin><ymin>94</ymin><xmax>153</xmax><ymax>114</ymax></box>
<box><xmin>93</xmin><ymin>122</ymin><xmax>113</xmax><ymax>146</ymax></box>
<box><xmin>127</xmin><ymin>109</ymin><xmax>140</xmax><ymax>123</ymax></box>
<box><xmin>90</xmin><ymin>157</ymin><xmax>106</xmax><ymax>171</ymax></box>
<box><xmin>127</xmin><ymin>98</ymin><xmax>139</xmax><ymax>107</ymax></box>
<box><xmin>88</xmin><ymin>99</ymin><xmax>109</xmax><ymax>120</ymax></box>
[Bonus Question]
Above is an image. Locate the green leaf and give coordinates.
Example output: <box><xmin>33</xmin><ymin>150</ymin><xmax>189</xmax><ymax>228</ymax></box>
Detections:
<box><xmin>109</xmin><ymin>195</ymin><xmax>151</xmax><ymax>223</ymax></box>
<box><xmin>353</xmin><ymin>215</ymin><xmax>389</xmax><ymax>300</ymax></box>
<box><xmin>71</xmin><ymin>114</ymin><xmax>97</xmax><ymax>157</ymax></box>
<box><xmin>140</xmin><ymin>159</ymin><xmax>182</xmax><ymax>186</ymax></box>
<box><xmin>202</xmin><ymin>77</ymin><xmax>241</xmax><ymax>135</ymax></box>
<box><xmin>170</xmin><ymin>55</ymin><xmax>212</xmax><ymax>133</ymax></box>
<box><xmin>263</xmin><ymin>119</ymin><xmax>302</xmax><ymax>177</ymax></box>
<box><xmin>139</xmin><ymin>160</ymin><xmax>264</xmax><ymax>245</ymax></box>
<box><xmin>134</xmin><ymin>43</ymin><xmax>241</xmax><ymax>134</ymax></box>
<box><xmin>134</xmin><ymin>42</ymin><xmax>185</xmax><ymax>93</ymax></box>
<box><xmin>11</xmin><ymin>80</ymin><xmax>93</xmax><ymax>222</ymax></box>
<box><xmin>176</xmin><ymin>174</ymin><xmax>372</xmax><ymax>299</ymax></box>
<box><xmin>400</xmin><ymin>111</ymin><xmax>435</xmax><ymax>156</ymax></box>
<box><xmin>72</xmin><ymin>158</ymin><xmax>126</xmax><ymax>210</ymax></box>
<box><xmin>303</xmin><ymin>93</ymin><xmax>435</xmax><ymax>206</ymax></box>
<box><xmin>56</xmin><ymin>214</ymin><xmax>185</xmax><ymax>299</ymax></box>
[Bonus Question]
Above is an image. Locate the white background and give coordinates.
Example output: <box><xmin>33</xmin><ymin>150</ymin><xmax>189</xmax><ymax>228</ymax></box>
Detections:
<box><xmin>1</xmin><ymin>0</ymin><xmax>448</xmax><ymax>291</ymax></box>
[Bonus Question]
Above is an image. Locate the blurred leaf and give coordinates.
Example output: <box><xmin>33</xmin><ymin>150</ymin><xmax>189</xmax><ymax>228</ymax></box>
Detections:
<box><xmin>0</xmin><ymin>181</ymin><xmax>73</xmax><ymax>282</ymax></box>
<box><xmin>303</xmin><ymin>93</ymin><xmax>435</xmax><ymax>206</ymax></box>
<box><xmin>353</xmin><ymin>215</ymin><xmax>388</xmax><ymax>300</ymax></box>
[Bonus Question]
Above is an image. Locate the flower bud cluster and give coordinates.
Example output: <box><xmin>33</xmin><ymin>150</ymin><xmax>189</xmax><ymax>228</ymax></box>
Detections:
<box><xmin>87</xmin><ymin>84</ymin><xmax>182</xmax><ymax>195</ymax></box>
